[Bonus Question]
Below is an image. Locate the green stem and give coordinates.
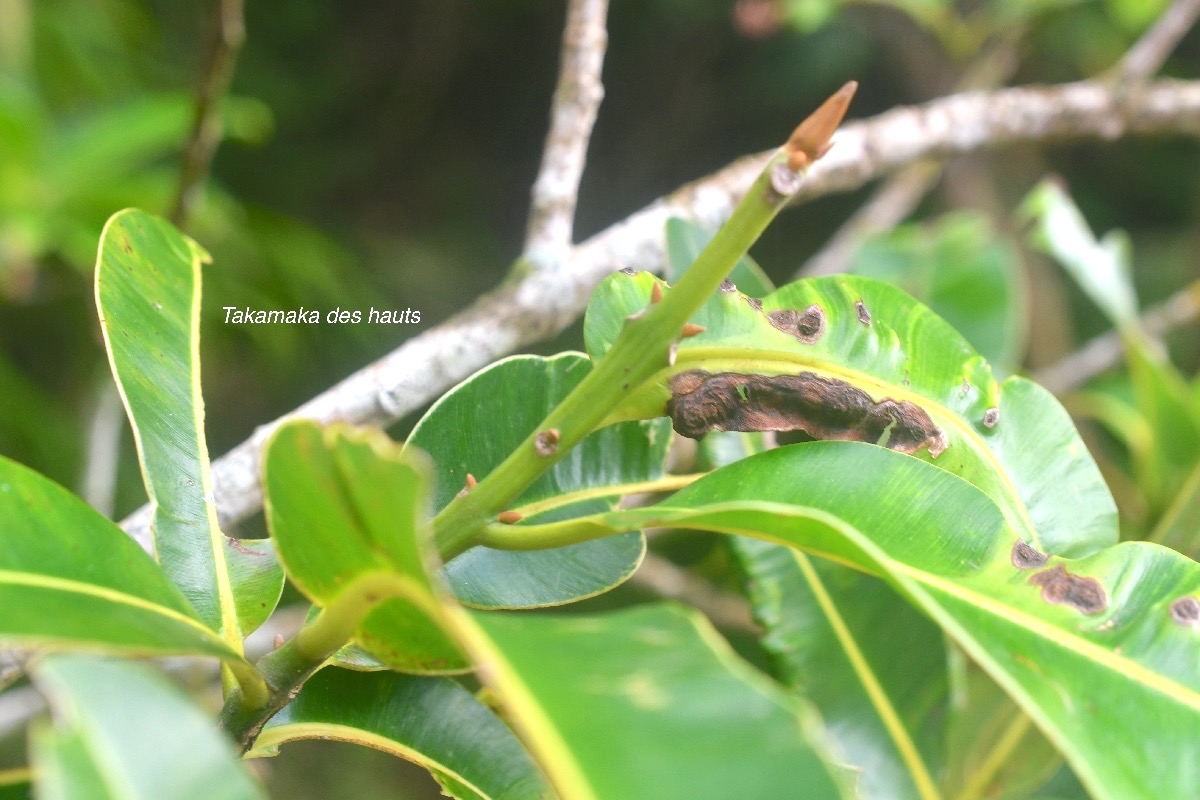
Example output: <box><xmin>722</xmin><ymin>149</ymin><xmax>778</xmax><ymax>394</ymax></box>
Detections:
<box><xmin>221</xmin><ymin>572</ymin><xmax>422</xmax><ymax>751</ymax></box>
<box><xmin>433</xmin><ymin>151</ymin><xmax>798</xmax><ymax>559</ymax></box>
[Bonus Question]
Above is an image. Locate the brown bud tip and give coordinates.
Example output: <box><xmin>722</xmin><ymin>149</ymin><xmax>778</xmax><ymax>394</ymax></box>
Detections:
<box><xmin>466</xmin><ymin>473</ymin><xmax>477</xmax><ymax>488</ymax></box>
<box><xmin>497</xmin><ymin>510</ymin><xmax>524</xmax><ymax>524</ymax></box>
<box><xmin>785</xmin><ymin>80</ymin><xmax>857</xmax><ymax>172</ymax></box>
<box><xmin>680</xmin><ymin>323</ymin><xmax>707</xmax><ymax>338</ymax></box>
<box><xmin>650</xmin><ymin>282</ymin><xmax>664</xmax><ymax>304</ymax></box>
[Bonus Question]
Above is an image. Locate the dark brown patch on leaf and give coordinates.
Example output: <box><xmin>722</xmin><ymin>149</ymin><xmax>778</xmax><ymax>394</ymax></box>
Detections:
<box><xmin>534</xmin><ymin>428</ymin><xmax>560</xmax><ymax>457</ymax></box>
<box><xmin>983</xmin><ymin>407</ymin><xmax>999</xmax><ymax>428</ymax></box>
<box><xmin>745</xmin><ymin>297</ymin><xmax>763</xmax><ymax>312</ymax></box>
<box><xmin>619</xmin><ymin>267</ymin><xmax>638</xmax><ymax>275</ymax></box>
<box><xmin>719</xmin><ymin>278</ymin><xmax>737</xmax><ymax>292</ymax></box>
<box><xmin>1029</xmin><ymin>565</ymin><xmax>1107</xmax><ymax>615</ymax></box>
<box><xmin>666</xmin><ymin>370</ymin><xmax>947</xmax><ymax>457</ymax></box>
<box><xmin>767</xmin><ymin>304</ymin><xmax>826</xmax><ymax>344</ymax></box>
<box><xmin>1170</xmin><ymin>596</ymin><xmax>1200</xmax><ymax>628</ymax></box>
<box><xmin>855</xmin><ymin>300</ymin><xmax>871</xmax><ymax>326</ymax></box>
<box><xmin>1011</xmin><ymin>540</ymin><xmax>1048</xmax><ymax>570</ymax></box>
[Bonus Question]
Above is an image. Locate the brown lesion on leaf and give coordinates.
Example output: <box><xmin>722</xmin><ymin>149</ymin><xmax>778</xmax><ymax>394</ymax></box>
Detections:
<box><xmin>534</xmin><ymin>429</ymin><xmax>560</xmax><ymax>457</ymax></box>
<box><xmin>767</xmin><ymin>304</ymin><xmax>826</xmax><ymax>344</ymax></box>
<box><xmin>745</xmin><ymin>297</ymin><xmax>763</xmax><ymax>312</ymax></box>
<box><xmin>1029</xmin><ymin>564</ymin><xmax>1107</xmax><ymax>615</ymax></box>
<box><xmin>1170</xmin><ymin>596</ymin><xmax>1200</xmax><ymax>628</ymax></box>
<box><xmin>1011</xmin><ymin>540</ymin><xmax>1048</xmax><ymax>570</ymax></box>
<box><xmin>855</xmin><ymin>300</ymin><xmax>871</xmax><ymax>326</ymax></box>
<box><xmin>983</xmin><ymin>407</ymin><xmax>1000</xmax><ymax>428</ymax></box>
<box><xmin>719</xmin><ymin>278</ymin><xmax>738</xmax><ymax>292</ymax></box>
<box><xmin>666</xmin><ymin>369</ymin><xmax>947</xmax><ymax>457</ymax></box>
<box><xmin>619</xmin><ymin>267</ymin><xmax>638</xmax><ymax>275</ymax></box>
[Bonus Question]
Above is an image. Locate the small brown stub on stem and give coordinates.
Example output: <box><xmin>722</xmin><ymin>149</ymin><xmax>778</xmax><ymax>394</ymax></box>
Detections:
<box><xmin>650</xmin><ymin>282</ymin><xmax>664</xmax><ymax>304</ymax></box>
<box><xmin>456</xmin><ymin>473</ymin><xmax>479</xmax><ymax>497</ymax></box>
<box><xmin>666</xmin><ymin>369</ymin><xmax>947</xmax><ymax>457</ymax></box>
<box><xmin>497</xmin><ymin>510</ymin><xmax>524</xmax><ymax>524</ymax></box>
<box><xmin>855</xmin><ymin>300</ymin><xmax>871</xmax><ymax>326</ymax></box>
<box><xmin>784</xmin><ymin>81</ymin><xmax>858</xmax><ymax>172</ymax></box>
<box><xmin>1170</xmin><ymin>596</ymin><xmax>1200</xmax><ymax>628</ymax></box>
<box><xmin>1029</xmin><ymin>565</ymin><xmax>1107</xmax><ymax>615</ymax></box>
<box><xmin>273</xmin><ymin>634</ymin><xmax>285</xmax><ymax>649</ymax></box>
<box><xmin>983</xmin><ymin>408</ymin><xmax>1000</xmax><ymax>428</ymax></box>
<box><xmin>534</xmin><ymin>429</ymin><xmax>560</xmax><ymax>457</ymax></box>
<box><xmin>768</xmin><ymin>305</ymin><xmax>826</xmax><ymax>344</ymax></box>
<box><xmin>1011</xmin><ymin>540</ymin><xmax>1048</xmax><ymax>570</ymax></box>
<box><xmin>681</xmin><ymin>323</ymin><xmax>706</xmax><ymax>338</ymax></box>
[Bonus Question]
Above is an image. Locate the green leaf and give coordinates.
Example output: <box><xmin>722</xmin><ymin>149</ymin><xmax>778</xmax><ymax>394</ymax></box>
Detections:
<box><xmin>263</xmin><ymin>422</ymin><xmax>466</xmax><ymax>673</ymax></box>
<box><xmin>458</xmin><ymin>604</ymin><xmax>849</xmax><ymax>800</ymax></box>
<box><xmin>406</xmin><ymin>353</ymin><xmax>671</xmax><ymax>608</ymax></box>
<box><xmin>30</xmin><ymin>655</ymin><xmax>265</xmax><ymax>800</ymax></box>
<box><xmin>587</xmin><ymin>270</ymin><xmax>1116</xmax><ymax>556</ymax></box>
<box><xmin>1021</xmin><ymin>179</ymin><xmax>1137</xmax><ymax>328</ymax></box>
<box><xmin>732</xmin><ymin>539</ymin><xmax>948</xmax><ymax>800</ymax></box>
<box><xmin>848</xmin><ymin>211</ymin><xmax>1026</xmax><ymax>375</ymax></box>
<box><xmin>1022</xmin><ymin>180</ymin><xmax>1200</xmax><ymax>516</ymax></box>
<box><xmin>0</xmin><ymin>455</ymin><xmax>240</xmax><ymax>661</ymax></box>
<box><xmin>593</xmin><ymin>442</ymin><xmax>1199</xmax><ymax>800</ymax></box>
<box><xmin>96</xmin><ymin>209</ymin><xmax>284</xmax><ymax>640</ymax></box>
<box><xmin>250</xmin><ymin>668</ymin><xmax>552</xmax><ymax>800</ymax></box>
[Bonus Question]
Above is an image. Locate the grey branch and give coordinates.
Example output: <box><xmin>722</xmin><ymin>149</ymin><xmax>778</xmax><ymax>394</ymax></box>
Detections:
<box><xmin>120</xmin><ymin>77</ymin><xmax>1200</xmax><ymax>547</ymax></box>
<box><xmin>525</xmin><ymin>0</ymin><xmax>609</xmax><ymax>252</ymax></box>
<box><xmin>1117</xmin><ymin>0</ymin><xmax>1200</xmax><ymax>87</ymax></box>
<box><xmin>1033</xmin><ymin>279</ymin><xmax>1200</xmax><ymax>394</ymax></box>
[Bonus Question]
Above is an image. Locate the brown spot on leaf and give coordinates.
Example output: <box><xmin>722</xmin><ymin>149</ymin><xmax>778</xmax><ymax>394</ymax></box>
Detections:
<box><xmin>1011</xmin><ymin>540</ymin><xmax>1048</xmax><ymax>570</ymax></box>
<box><xmin>1170</xmin><ymin>596</ymin><xmax>1200</xmax><ymax>628</ymax></box>
<box><xmin>983</xmin><ymin>407</ymin><xmax>999</xmax><ymax>428</ymax></box>
<box><xmin>666</xmin><ymin>370</ymin><xmax>947</xmax><ymax>457</ymax></box>
<box><xmin>855</xmin><ymin>300</ymin><xmax>871</xmax><ymax>326</ymax></box>
<box><xmin>745</xmin><ymin>297</ymin><xmax>763</xmax><ymax>312</ymax></box>
<box><xmin>767</xmin><ymin>305</ymin><xmax>825</xmax><ymax>344</ymax></box>
<box><xmin>720</xmin><ymin>278</ymin><xmax>738</xmax><ymax>292</ymax></box>
<box><xmin>534</xmin><ymin>429</ymin><xmax>560</xmax><ymax>457</ymax></box>
<box><xmin>1029</xmin><ymin>565</ymin><xmax>1107</xmax><ymax>615</ymax></box>
<box><xmin>619</xmin><ymin>267</ymin><xmax>638</xmax><ymax>275</ymax></box>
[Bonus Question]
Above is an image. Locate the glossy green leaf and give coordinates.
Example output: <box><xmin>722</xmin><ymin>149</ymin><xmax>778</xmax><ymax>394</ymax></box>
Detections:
<box><xmin>263</xmin><ymin>422</ymin><xmax>466</xmax><ymax>673</ymax></box>
<box><xmin>848</xmin><ymin>212</ymin><xmax>1026</xmax><ymax>375</ymax></box>
<box><xmin>457</xmin><ymin>604</ymin><xmax>849</xmax><ymax>800</ymax></box>
<box><xmin>732</xmin><ymin>538</ymin><xmax>949</xmax><ymax>800</ymax></box>
<box><xmin>558</xmin><ymin>442</ymin><xmax>1198</xmax><ymax>800</ymax></box>
<box><xmin>587</xmin><ymin>270</ymin><xmax>1116</xmax><ymax>557</ymax></box>
<box><xmin>665</xmin><ymin>217</ymin><xmax>774</xmax><ymax>297</ymax></box>
<box><xmin>250</xmin><ymin>668</ymin><xmax>552</xmax><ymax>800</ymax></box>
<box><xmin>30</xmin><ymin>655</ymin><xmax>265</xmax><ymax>800</ymax></box>
<box><xmin>0</xmin><ymin>454</ymin><xmax>240</xmax><ymax>661</ymax></box>
<box><xmin>406</xmin><ymin>353</ymin><xmax>671</xmax><ymax>608</ymax></box>
<box><xmin>96</xmin><ymin>209</ymin><xmax>284</xmax><ymax>639</ymax></box>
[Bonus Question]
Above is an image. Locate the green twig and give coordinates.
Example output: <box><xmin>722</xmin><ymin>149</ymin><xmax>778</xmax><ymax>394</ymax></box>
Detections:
<box><xmin>429</xmin><ymin>76</ymin><xmax>861</xmax><ymax>559</ymax></box>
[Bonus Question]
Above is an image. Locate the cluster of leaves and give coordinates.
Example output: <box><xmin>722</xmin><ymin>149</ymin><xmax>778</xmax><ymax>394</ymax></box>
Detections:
<box><xmin>1</xmin><ymin>133</ymin><xmax>1198</xmax><ymax>800</ymax></box>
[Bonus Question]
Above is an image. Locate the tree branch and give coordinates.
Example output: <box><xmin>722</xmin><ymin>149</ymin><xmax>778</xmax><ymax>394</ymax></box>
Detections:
<box><xmin>525</xmin><ymin>0</ymin><xmax>608</xmax><ymax>253</ymax></box>
<box><xmin>169</xmin><ymin>0</ymin><xmax>246</xmax><ymax>228</ymax></box>
<box><xmin>1116</xmin><ymin>0</ymin><xmax>1200</xmax><ymax>87</ymax></box>
<box><xmin>119</xmin><ymin>77</ymin><xmax>1200</xmax><ymax>548</ymax></box>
